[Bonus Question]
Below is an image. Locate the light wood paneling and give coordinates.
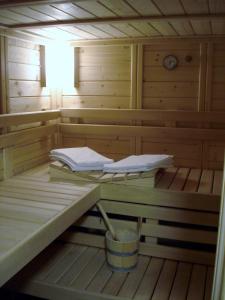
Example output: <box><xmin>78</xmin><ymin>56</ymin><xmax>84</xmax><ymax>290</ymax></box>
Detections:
<box><xmin>9</xmin><ymin>97</ymin><xmax>51</xmax><ymax>113</ymax></box>
<box><xmin>141</xmin><ymin>42</ymin><xmax>201</xmax><ymax>166</ymax></box>
<box><xmin>62</xmin><ymin>45</ymin><xmax>132</xmax><ymax>159</ymax></box>
<box><xmin>60</xmin><ymin>39</ymin><xmax>224</xmax><ymax>169</ymax></box>
<box><xmin>0</xmin><ymin>168</ymin><xmax>100</xmax><ymax>287</ymax></box>
<box><xmin>62</xmin><ymin>96</ymin><xmax>130</xmax><ymax>109</ymax></box>
<box><xmin>143</xmin><ymin>43</ymin><xmax>200</xmax><ymax>110</ymax></box>
<box><xmin>211</xmin><ymin>42</ymin><xmax>225</xmax><ymax>112</ymax></box>
<box><xmin>62</xmin><ymin>45</ymin><xmax>131</xmax><ymax>109</ymax></box>
<box><xmin>142</xmin><ymin>139</ymin><xmax>202</xmax><ymax>168</ymax></box>
<box><xmin>12</xmin><ymin>137</ymin><xmax>53</xmax><ymax>174</ymax></box>
<box><xmin>59</xmin><ymin>121</ymin><xmax>225</xmax><ymax>169</ymax></box>
<box><xmin>3</xmin><ymin>37</ymin><xmax>225</xmax><ymax>170</ymax></box>
<box><xmin>7</xmin><ymin>38</ymin><xmax>51</xmax><ymax>115</ymax></box>
<box><xmin>4</xmin><ymin>38</ymin><xmax>56</xmax><ymax>175</ymax></box>
<box><xmin>203</xmin><ymin>141</ymin><xmax>225</xmax><ymax>169</ymax></box>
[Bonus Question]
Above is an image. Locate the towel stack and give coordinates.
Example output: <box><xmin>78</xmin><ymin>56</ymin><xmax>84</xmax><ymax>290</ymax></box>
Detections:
<box><xmin>50</xmin><ymin>147</ymin><xmax>173</xmax><ymax>173</ymax></box>
<box><xmin>103</xmin><ymin>154</ymin><xmax>173</xmax><ymax>173</ymax></box>
<box><xmin>50</xmin><ymin>147</ymin><xmax>113</xmax><ymax>171</ymax></box>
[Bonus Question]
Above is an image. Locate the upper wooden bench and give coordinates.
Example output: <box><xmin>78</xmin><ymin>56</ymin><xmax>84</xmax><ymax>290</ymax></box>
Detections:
<box><xmin>0</xmin><ymin>169</ymin><xmax>100</xmax><ymax>287</ymax></box>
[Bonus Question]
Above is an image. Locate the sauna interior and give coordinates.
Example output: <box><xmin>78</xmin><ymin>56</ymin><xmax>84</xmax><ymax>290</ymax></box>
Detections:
<box><xmin>0</xmin><ymin>0</ymin><xmax>225</xmax><ymax>299</ymax></box>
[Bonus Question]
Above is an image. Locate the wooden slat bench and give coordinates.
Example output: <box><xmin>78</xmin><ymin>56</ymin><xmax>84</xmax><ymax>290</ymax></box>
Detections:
<box><xmin>7</xmin><ymin>240</ymin><xmax>214</xmax><ymax>300</ymax></box>
<box><xmin>49</xmin><ymin>160</ymin><xmax>158</xmax><ymax>185</ymax></box>
<box><xmin>2</xmin><ymin>162</ymin><xmax>223</xmax><ymax>300</ymax></box>
<box><xmin>49</xmin><ymin>164</ymin><xmax>221</xmax><ymax>265</ymax></box>
<box><xmin>0</xmin><ymin>165</ymin><xmax>100</xmax><ymax>287</ymax></box>
<box><xmin>155</xmin><ymin>167</ymin><xmax>223</xmax><ymax>195</ymax></box>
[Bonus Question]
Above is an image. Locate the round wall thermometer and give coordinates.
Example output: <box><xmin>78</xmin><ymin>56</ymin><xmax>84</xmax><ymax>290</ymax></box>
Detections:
<box><xmin>163</xmin><ymin>55</ymin><xmax>178</xmax><ymax>70</ymax></box>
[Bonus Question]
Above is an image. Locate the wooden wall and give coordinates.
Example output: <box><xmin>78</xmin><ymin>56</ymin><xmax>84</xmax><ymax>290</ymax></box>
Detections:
<box><xmin>211</xmin><ymin>43</ymin><xmax>225</xmax><ymax>112</ymax></box>
<box><xmin>7</xmin><ymin>38</ymin><xmax>51</xmax><ymax>115</ymax></box>
<box><xmin>0</xmin><ymin>37</ymin><xmax>57</xmax><ymax>176</ymax></box>
<box><xmin>61</xmin><ymin>39</ymin><xmax>225</xmax><ymax>169</ymax></box>
<box><xmin>1</xmin><ymin>36</ymin><xmax>224</xmax><ymax>170</ymax></box>
<box><xmin>62</xmin><ymin>45</ymin><xmax>131</xmax><ymax>109</ymax></box>
<box><xmin>62</xmin><ymin>45</ymin><xmax>134</xmax><ymax>161</ymax></box>
<box><xmin>142</xmin><ymin>42</ymin><xmax>200</xmax><ymax>111</ymax></box>
<box><xmin>205</xmin><ymin>42</ymin><xmax>225</xmax><ymax>169</ymax></box>
<box><xmin>141</xmin><ymin>42</ymin><xmax>200</xmax><ymax>168</ymax></box>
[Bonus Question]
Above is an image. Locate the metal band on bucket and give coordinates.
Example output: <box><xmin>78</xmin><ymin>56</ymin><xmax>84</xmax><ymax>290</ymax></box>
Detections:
<box><xmin>107</xmin><ymin>248</ymin><xmax>138</xmax><ymax>257</ymax></box>
<box><xmin>107</xmin><ymin>262</ymin><xmax>138</xmax><ymax>272</ymax></box>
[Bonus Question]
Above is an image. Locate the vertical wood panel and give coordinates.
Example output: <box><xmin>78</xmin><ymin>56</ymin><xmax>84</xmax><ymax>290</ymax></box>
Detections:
<box><xmin>198</xmin><ymin>43</ymin><xmax>207</xmax><ymax>112</ymax></box>
<box><xmin>40</xmin><ymin>45</ymin><xmax>46</xmax><ymax>88</ymax></box>
<box><xmin>74</xmin><ymin>47</ymin><xmax>79</xmax><ymax>88</ymax></box>
<box><xmin>137</xmin><ymin>43</ymin><xmax>143</xmax><ymax>109</ymax></box>
<box><xmin>130</xmin><ymin>44</ymin><xmax>137</xmax><ymax>109</ymax></box>
<box><xmin>5</xmin><ymin>38</ymin><xmax>55</xmax><ymax>176</ymax></box>
<box><xmin>205</xmin><ymin>43</ymin><xmax>214</xmax><ymax>111</ymax></box>
<box><xmin>136</xmin><ymin>43</ymin><xmax>143</xmax><ymax>154</ymax></box>
<box><xmin>0</xmin><ymin>36</ymin><xmax>8</xmax><ymax>115</ymax></box>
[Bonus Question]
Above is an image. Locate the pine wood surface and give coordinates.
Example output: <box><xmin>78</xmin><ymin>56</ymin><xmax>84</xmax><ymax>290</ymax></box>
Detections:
<box><xmin>0</xmin><ymin>160</ymin><xmax>222</xmax><ymax>288</ymax></box>
<box><xmin>8</xmin><ymin>240</ymin><xmax>214</xmax><ymax>300</ymax></box>
<box><xmin>47</xmin><ymin>161</ymin><xmax>221</xmax><ymax>266</ymax></box>
<box><xmin>0</xmin><ymin>164</ymin><xmax>100</xmax><ymax>287</ymax></box>
<box><xmin>49</xmin><ymin>161</ymin><xmax>223</xmax><ymax>196</ymax></box>
<box><xmin>49</xmin><ymin>160</ymin><xmax>158</xmax><ymax>185</ymax></box>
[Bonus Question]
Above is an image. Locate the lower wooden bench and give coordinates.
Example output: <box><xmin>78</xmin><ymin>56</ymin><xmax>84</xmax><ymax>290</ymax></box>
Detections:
<box><xmin>1</xmin><ymin>162</ymin><xmax>222</xmax><ymax>300</ymax></box>
<box><xmin>7</xmin><ymin>239</ymin><xmax>214</xmax><ymax>300</ymax></box>
<box><xmin>0</xmin><ymin>169</ymin><xmax>100</xmax><ymax>287</ymax></box>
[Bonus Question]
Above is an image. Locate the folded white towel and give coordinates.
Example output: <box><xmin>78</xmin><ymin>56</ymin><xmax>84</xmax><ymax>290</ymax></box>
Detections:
<box><xmin>50</xmin><ymin>155</ymin><xmax>105</xmax><ymax>171</ymax></box>
<box><xmin>103</xmin><ymin>154</ymin><xmax>173</xmax><ymax>173</ymax></box>
<box><xmin>50</xmin><ymin>147</ymin><xmax>113</xmax><ymax>171</ymax></box>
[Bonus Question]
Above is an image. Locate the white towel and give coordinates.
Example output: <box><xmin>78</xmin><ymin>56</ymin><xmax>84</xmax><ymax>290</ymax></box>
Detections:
<box><xmin>103</xmin><ymin>154</ymin><xmax>173</xmax><ymax>173</ymax></box>
<box><xmin>50</xmin><ymin>147</ymin><xmax>113</xmax><ymax>171</ymax></box>
<box><xmin>49</xmin><ymin>155</ymin><xmax>107</xmax><ymax>171</ymax></box>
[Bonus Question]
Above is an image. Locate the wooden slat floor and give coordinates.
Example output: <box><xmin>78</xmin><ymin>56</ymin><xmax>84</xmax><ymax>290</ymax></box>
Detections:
<box><xmin>10</xmin><ymin>240</ymin><xmax>214</xmax><ymax>300</ymax></box>
<box><xmin>0</xmin><ymin>163</ymin><xmax>99</xmax><ymax>287</ymax></box>
<box><xmin>156</xmin><ymin>167</ymin><xmax>223</xmax><ymax>195</ymax></box>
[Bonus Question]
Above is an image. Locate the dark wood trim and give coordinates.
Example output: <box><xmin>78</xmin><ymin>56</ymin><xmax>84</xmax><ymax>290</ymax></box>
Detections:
<box><xmin>74</xmin><ymin>47</ymin><xmax>79</xmax><ymax>88</ymax></box>
<box><xmin>0</xmin><ymin>0</ymin><xmax>88</xmax><ymax>8</ymax></box>
<box><xmin>8</xmin><ymin>13</ymin><xmax>225</xmax><ymax>29</ymax></box>
<box><xmin>40</xmin><ymin>45</ymin><xmax>46</xmax><ymax>87</ymax></box>
<box><xmin>0</xmin><ymin>36</ymin><xmax>8</xmax><ymax>115</ymax></box>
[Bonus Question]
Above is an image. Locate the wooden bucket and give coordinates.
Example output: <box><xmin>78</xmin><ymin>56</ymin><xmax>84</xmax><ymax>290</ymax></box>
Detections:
<box><xmin>105</xmin><ymin>229</ymin><xmax>139</xmax><ymax>272</ymax></box>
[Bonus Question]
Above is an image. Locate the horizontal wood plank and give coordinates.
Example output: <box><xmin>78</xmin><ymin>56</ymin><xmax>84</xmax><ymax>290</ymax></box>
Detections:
<box><xmin>0</xmin><ymin>110</ymin><xmax>60</xmax><ymax>127</ymax></box>
<box><xmin>59</xmin><ymin>123</ymin><xmax>225</xmax><ymax>141</ymax></box>
<box><xmin>60</xmin><ymin>109</ymin><xmax>225</xmax><ymax>124</ymax></box>
<box><xmin>0</xmin><ymin>124</ymin><xmax>57</xmax><ymax>148</ymax></box>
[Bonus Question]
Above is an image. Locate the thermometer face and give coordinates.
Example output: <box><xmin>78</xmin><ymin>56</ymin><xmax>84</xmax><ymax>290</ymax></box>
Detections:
<box><xmin>163</xmin><ymin>55</ymin><xmax>178</xmax><ymax>70</ymax></box>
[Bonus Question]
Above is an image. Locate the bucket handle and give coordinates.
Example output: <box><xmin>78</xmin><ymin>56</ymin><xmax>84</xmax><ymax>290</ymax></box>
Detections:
<box><xmin>96</xmin><ymin>202</ymin><xmax>118</xmax><ymax>241</ymax></box>
<box><xmin>137</xmin><ymin>217</ymin><xmax>142</xmax><ymax>239</ymax></box>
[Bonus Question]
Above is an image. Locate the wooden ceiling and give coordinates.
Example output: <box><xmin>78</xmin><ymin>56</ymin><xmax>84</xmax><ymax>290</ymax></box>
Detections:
<box><xmin>0</xmin><ymin>0</ymin><xmax>225</xmax><ymax>41</ymax></box>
